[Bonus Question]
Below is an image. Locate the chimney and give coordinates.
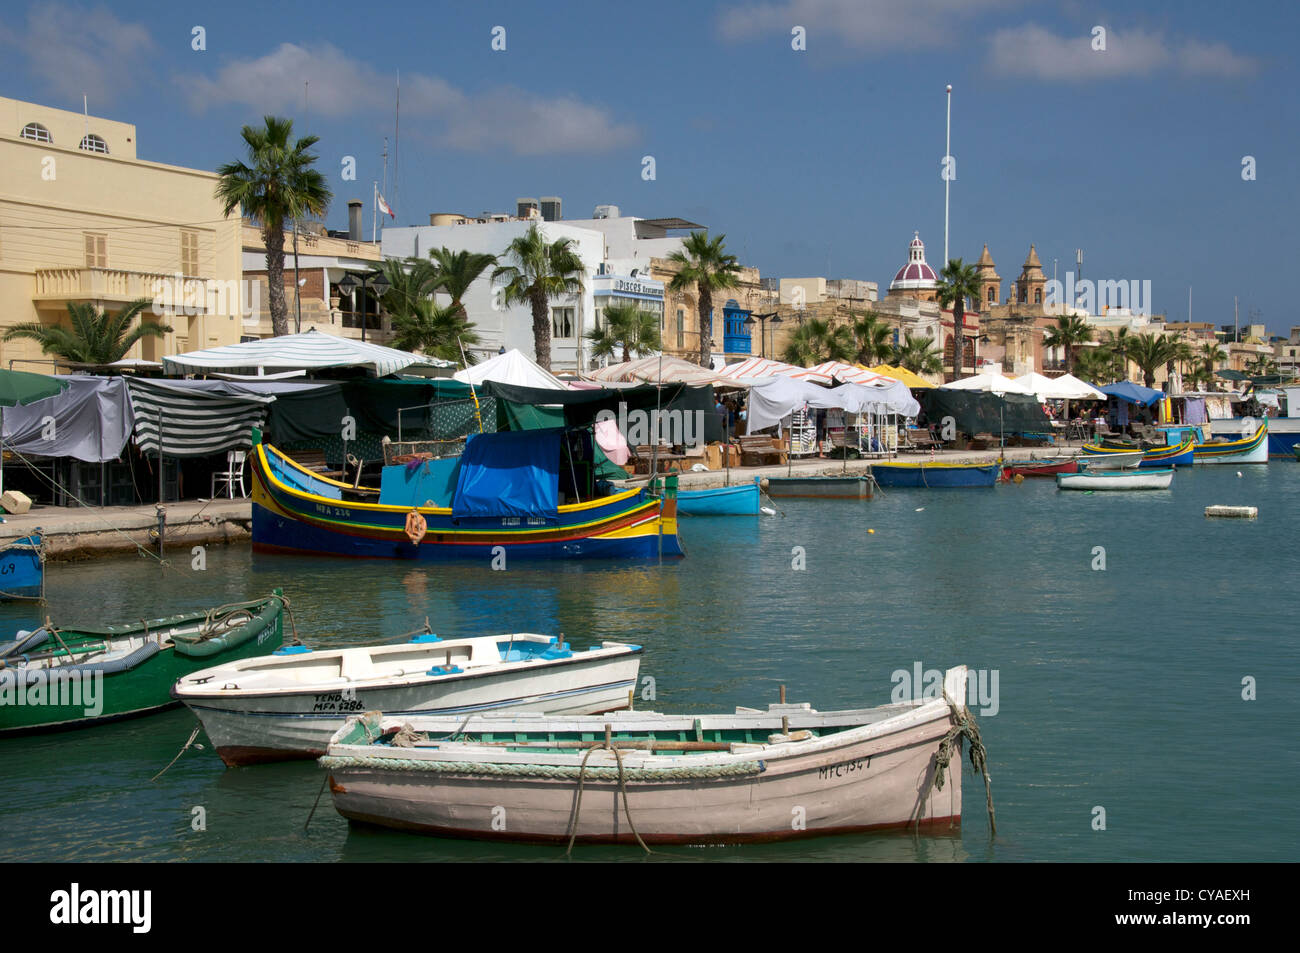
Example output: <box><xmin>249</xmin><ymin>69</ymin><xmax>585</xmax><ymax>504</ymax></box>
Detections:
<box><xmin>347</xmin><ymin>201</ymin><xmax>362</xmax><ymax>240</ymax></box>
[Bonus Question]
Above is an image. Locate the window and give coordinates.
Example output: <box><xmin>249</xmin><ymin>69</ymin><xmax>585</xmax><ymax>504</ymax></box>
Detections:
<box><xmin>20</xmin><ymin>122</ymin><xmax>52</xmax><ymax>143</ymax></box>
<box><xmin>987</xmin><ymin>286</ymin><xmax>995</xmax><ymax>303</ymax></box>
<box><xmin>551</xmin><ymin>306</ymin><xmax>574</xmax><ymax>339</ymax></box>
<box><xmin>181</xmin><ymin>230</ymin><xmax>199</xmax><ymax>275</ymax></box>
<box><xmin>1034</xmin><ymin>288</ymin><xmax>1042</xmax><ymax>304</ymax></box>
<box><xmin>84</xmin><ymin>233</ymin><xmax>107</xmax><ymax>268</ymax></box>
<box><xmin>79</xmin><ymin>134</ymin><xmax>109</xmax><ymax>154</ymax></box>
<box><xmin>676</xmin><ymin>308</ymin><xmax>685</xmax><ymax>348</ymax></box>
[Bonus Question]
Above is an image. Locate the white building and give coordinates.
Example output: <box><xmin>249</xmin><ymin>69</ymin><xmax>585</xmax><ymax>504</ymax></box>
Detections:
<box><xmin>381</xmin><ymin>208</ymin><xmax>689</xmax><ymax>372</ymax></box>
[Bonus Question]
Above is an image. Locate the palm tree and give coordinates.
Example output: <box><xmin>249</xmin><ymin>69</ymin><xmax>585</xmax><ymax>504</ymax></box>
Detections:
<box><xmin>665</xmin><ymin>232</ymin><xmax>742</xmax><ymax>367</ymax></box>
<box><xmin>893</xmin><ymin>333</ymin><xmax>943</xmax><ymax>377</ymax></box>
<box><xmin>781</xmin><ymin>318</ymin><xmax>854</xmax><ymax>366</ymax></box>
<box><xmin>849</xmin><ymin>310</ymin><xmax>894</xmax><ymax>366</ymax></box>
<box><xmin>585</xmin><ymin>302</ymin><xmax>662</xmax><ymax>364</ymax></box>
<box><xmin>1245</xmin><ymin>353</ymin><xmax>1278</xmax><ymax>376</ymax></box>
<box><xmin>1167</xmin><ymin>340</ymin><xmax>1196</xmax><ymax>392</ymax></box>
<box><xmin>1073</xmin><ymin>345</ymin><xmax>1116</xmax><ymax>385</ymax></box>
<box><xmin>1043</xmin><ymin>314</ymin><xmax>1094</xmax><ymax>374</ymax></box>
<box><xmin>215</xmin><ymin>116</ymin><xmax>332</xmax><ymax>337</ymax></box>
<box><xmin>428</xmin><ymin>247</ymin><xmax>497</xmax><ymax>324</ymax></box>
<box><xmin>935</xmin><ymin>259</ymin><xmax>982</xmax><ymax>382</ymax></box>
<box><xmin>1126</xmin><ymin>333</ymin><xmax>1178</xmax><ymax>389</ymax></box>
<box><xmin>3</xmin><ymin>299</ymin><xmax>172</xmax><ymax>364</ymax></box>
<box><xmin>1196</xmin><ymin>341</ymin><xmax>1228</xmax><ymax>388</ymax></box>
<box><xmin>376</xmin><ymin>256</ymin><xmax>440</xmax><ymax>323</ymax></box>
<box><xmin>491</xmin><ymin>225</ymin><xmax>586</xmax><ymax>371</ymax></box>
<box><xmin>390</xmin><ymin>298</ymin><xmax>481</xmax><ymax>364</ymax></box>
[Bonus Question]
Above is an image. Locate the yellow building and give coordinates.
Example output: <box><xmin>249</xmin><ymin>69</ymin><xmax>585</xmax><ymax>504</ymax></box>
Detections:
<box><xmin>0</xmin><ymin>96</ymin><xmax>243</xmax><ymax>369</ymax></box>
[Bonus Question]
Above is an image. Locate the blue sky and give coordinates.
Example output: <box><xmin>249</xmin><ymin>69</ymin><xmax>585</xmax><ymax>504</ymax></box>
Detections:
<box><xmin>3</xmin><ymin>0</ymin><xmax>1294</xmax><ymax>335</ymax></box>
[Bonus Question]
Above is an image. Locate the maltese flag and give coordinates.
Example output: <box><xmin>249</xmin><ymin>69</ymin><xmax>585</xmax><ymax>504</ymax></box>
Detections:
<box><xmin>376</xmin><ymin>192</ymin><xmax>395</xmax><ymax>219</ymax></box>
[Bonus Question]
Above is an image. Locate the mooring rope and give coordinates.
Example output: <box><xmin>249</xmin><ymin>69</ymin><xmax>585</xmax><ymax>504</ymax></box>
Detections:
<box><xmin>914</xmin><ymin>692</ymin><xmax>996</xmax><ymax>836</ymax></box>
<box><xmin>564</xmin><ymin>740</ymin><xmax>652</xmax><ymax>857</ymax></box>
<box><xmin>151</xmin><ymin>724</ymin><xmax>203</xmax><ymax>782</ymax></box>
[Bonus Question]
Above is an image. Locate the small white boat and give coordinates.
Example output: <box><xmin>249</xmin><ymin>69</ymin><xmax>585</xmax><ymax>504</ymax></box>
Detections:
<box><xmin>1078</xmin><ymin>449</ymin><xmax>1144</xmax><ymax>470</ymax></box>
<box><xmin>173</xmin><ymin>633</ymin><xmax>641</xmax><ymax>766</ymax></box>
<box><xmin>321</xmin><ymin>666</ymin><xmax>982</xmax><ymax>844</ymax></box>
<box><xmin>1057</xmin><ymin>468</ymin><xmax>1174</xmax><ymax>491</ymax></box>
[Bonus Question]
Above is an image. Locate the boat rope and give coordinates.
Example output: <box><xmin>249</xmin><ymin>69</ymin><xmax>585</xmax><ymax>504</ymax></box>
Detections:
<box><xmin>44</xmin><ymin>618</ymin><xmax>76</xmax><ymax>664</ymax></box>
<box><xmin>151</xmin><ymin>725</ymin><xmax>203</xmax><ymax>782</ymax></box>
<box><xmin>914</xmin><ymin>693</ymin><xmax>996</xmax><ymax>836</ymax></box>
<box><xmin>304</xmin><ymin>771</ymin><xmax>331</xmax><ymax>832</ymax></box>
<box><xmin>565</xmin><ymin>740</ymin><xmax>652</xmax><ymax>857</ymax></box>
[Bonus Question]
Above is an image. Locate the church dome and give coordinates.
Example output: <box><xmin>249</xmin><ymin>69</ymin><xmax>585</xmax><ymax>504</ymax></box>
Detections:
<box><xmin>890</xmin><ymin>232</ymin><xmax>938</xmax><ymax>291</ymax></box>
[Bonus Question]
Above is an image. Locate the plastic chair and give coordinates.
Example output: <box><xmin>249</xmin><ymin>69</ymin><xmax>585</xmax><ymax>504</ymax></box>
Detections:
<box><xmin>211</xmin><ymin>450</ymin><xmax>247</xmax><ymax>499</ymax></box>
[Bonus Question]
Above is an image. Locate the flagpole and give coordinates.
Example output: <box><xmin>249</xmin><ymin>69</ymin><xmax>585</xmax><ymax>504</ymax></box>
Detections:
<box><xmin>943</xmin><ymin>84</ymin><xmax>952</xmax><ymax>266</ymax></box>
<box><xmin>372</xmin><ymin>181</ymin><xmax>378</xmax><ymax>244</ymax></box>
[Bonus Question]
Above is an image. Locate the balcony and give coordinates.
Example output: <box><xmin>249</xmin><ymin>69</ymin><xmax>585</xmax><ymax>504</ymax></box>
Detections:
<box><xmin>33</xmin><ymin>267</ymin><xmax>222</xmax><ymax>314</ymax></box>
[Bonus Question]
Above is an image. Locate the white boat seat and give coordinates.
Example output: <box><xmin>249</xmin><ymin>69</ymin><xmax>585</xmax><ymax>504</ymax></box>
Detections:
<box><xmin>340</xmin><ymin>655</ymin><xmax>376</xmax><ymax>681</ymax></box>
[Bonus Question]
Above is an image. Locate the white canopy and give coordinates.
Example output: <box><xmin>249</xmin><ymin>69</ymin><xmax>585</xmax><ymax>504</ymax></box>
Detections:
<box><xmin>1026</xmin><ymin>372</ymin><xmax>1106</xmax><ymax>400</ymax></box>
<box><xmin>746</xmin><ymin>377</ymin><xmax>920</xmax><ymax>432</ymax></box>
<box><xmin>941</xmin><ymin>371</ymin><xmax>1034</xmax><ymax>395</ymax></box>
<box><xmin>587</xmin><ymin>355</ymin><xmax>745</xmax><ymax>387</ymax></box>
<box><xmin>454</xmin><ymin>348</ymin><xmax>567</xmax><ymax>390</ymax></box>
<box><xmin>825</xmin><ymin>382</ymin><xmax>920</xmax><ymax>417</ymax></box>
<box><xmin>715</xmin><ymin>357</ymin><xmax>811</xmax><ymax>382</ymax></box>
<box><xmin>162</xmin><ymin>328</ymin><xmax>453</xmax><ymax>378</ymax></box>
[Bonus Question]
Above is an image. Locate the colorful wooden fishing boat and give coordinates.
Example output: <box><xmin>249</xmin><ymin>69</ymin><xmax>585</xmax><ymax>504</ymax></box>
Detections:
<box><xmin>173</xmin><ymin>633</ymin><xmax>642</xmax><ymax>766</ymax></box>
<box><xmin>321</xmin><ymin>665</ymin><xmax>974</xmax><ymax>844</ymax></box>
<box><xmin>764</xmin><ymin>476</ymin><xmax>872</xmax><ymax>498</ymax></box>
<box><xmin>676</xmin><ymin>478</ymin><xmax>761</xmax><ymax>515</ymax></box>
<box><xmin>1057</xmin><ymin>468</ymin><xmax>1174</xmax><ymax>491</ymax></box>
<box><xmin>1094</xmin><ymin>436</ymin><xmax>1194</xmax><ymax>467</ymax></box>
<box><xmin>1193</xmin><ymin>422</ymin><xmax>1269</xmax><ymax>465</ymax></box>
<box><xmin>0</xmin><ymin>591</ymin><xmax>285</xmax><ymax>736</ymax></box>
<box><xmin>251</xmin><ymin>427</ymin><xmax>682</xmax><ymax>560</ymax></box>
<box><xmin>870</xmin><ymin>462</ymin><xmax>1000</xmax><ymax>488</ymax></box>
<box><xmin>1001</xmin><ymin>459</ymin><xmax>1079</xmax><ymax>480</ymax></box>
<box><xmin>0</xmin><ymin>532</ymin><xmax>43</xmax><ymax>601</ymax></box>
<box><xmin>1078</xmin><ymin>447</ymin><xmax>1145</xmax><ymax>469</ymax></box>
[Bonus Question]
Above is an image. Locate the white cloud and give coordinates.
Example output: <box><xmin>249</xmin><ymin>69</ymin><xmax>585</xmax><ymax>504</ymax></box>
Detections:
<box><xmin>181</xmin><ymin>42</ymin><xmax>637</xmax><ymax>156</ymax></box>
<box><xmin>988</xmin><ymin>24</ymin><xmax>1258</xmax><ymax>81</ymax></box>
<box><xmin>1</xmin><ymin>3</ymin><xmax>155</xmax><ymax>102</ymax></box>
<box><xmin>719</xmin><ymin>0</ymin><xmax>1019</xmax><ymax>51</ymax></box>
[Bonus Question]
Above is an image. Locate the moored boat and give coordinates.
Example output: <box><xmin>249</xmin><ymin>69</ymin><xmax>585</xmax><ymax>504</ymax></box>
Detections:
<box><xmin>1136</xmin><ymin>437</ymin><xmax>1195</xmax><ymax>467</ymax></box>
<box><xmin>764</xmin><ymin>475</ymin><xmax>872</xmax><ymax>498</ymax></box>
<box><xmin>676</xmin><ymin>478</ymin><xmax>762</xmax><ymax>514</ymax></box>
<box><xmin>0</xmin><ymin>591</ymin><xmax>286</xmax><ymax>736</ymax></box>
<box><xmin>1193</xmin><ymin>422</ymin><xmax>1269</xmax><ymax>465</ymax></box>
<box><xmin>1002</xmin><ymin>459</ymin><xmax>1079</xmax><ymax>479</ymax></box>
<box><xmin>174</xmin><ymin>633</ymin><xmax>642</xmax><ymax>766</ymax></box>
<box><xmin>251</xmin><ymin>426</ymin><xmax>682</xmax><ymax>560</ymax></box>
<box><xmin>321</xmin><ymin>666</ymin><xmax>975</xmax><ymax>844</ymax></box>
<box><xmin>1078</xmin><ymin>447</ymin><xmax>1145</xmax><ymax>469</ymax></box>
<box><xmin>1057</xmin><ymin>468</ymin><xmax>1174</xmax><ymax>491</ymax></box>
<box><xmin>0</xmin><ymin>532</ymin><xmax>43</xmax><ymax>601</ymax></box>
<box><xmin>870</xmin><ymin>462</ymin><xmax>1000</xmax><ymax>488</ymax></box>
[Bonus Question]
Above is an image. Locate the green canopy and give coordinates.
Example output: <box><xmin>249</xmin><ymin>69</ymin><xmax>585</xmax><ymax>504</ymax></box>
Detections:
<box><xmin>0</xmin><ymin>369</ymin><xmax>68</xmax><ymax>407</ymax></box>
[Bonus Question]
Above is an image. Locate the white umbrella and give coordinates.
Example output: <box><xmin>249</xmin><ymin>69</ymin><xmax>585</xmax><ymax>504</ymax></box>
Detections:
<box><xmin>941</xmin><ymin>371</ymin><xmax>1034</xmax><ymax>395</ymax></box>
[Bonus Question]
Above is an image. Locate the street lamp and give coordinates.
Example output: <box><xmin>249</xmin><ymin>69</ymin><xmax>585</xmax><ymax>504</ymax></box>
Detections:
<box><xmin>338</xmin><ymin>270</ymin><xmax>391</xmax><ymax>342</ymax></box>
<box><xmin>744</xmin><ymin>311</ymin><xmax>782</xmax><ymax>359</ymax></box>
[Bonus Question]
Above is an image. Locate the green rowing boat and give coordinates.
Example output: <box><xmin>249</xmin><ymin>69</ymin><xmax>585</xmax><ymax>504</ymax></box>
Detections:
<box><xmin>0</xmin><ymin>590</ymin><xmax>286</xmax><ymax>736</ymax></box>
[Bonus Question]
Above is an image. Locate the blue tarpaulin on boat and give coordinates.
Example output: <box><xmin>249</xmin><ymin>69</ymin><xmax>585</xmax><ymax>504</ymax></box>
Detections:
<box><xmin>1101</xmin><ymin>382</ymin><xmax>1164</xmax><ymax>406</ymax></box>
<box><xmin>450</xmin><ymin>429</ymin><xmax>559</xmax><ymax>520</ymax></box>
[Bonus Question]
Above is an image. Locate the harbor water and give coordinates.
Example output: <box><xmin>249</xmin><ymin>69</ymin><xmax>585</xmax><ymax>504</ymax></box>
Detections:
<box><xmin>2</xmin><ymin>463</ymin><xmax>1296</xmax><ymax>862</ymax></box>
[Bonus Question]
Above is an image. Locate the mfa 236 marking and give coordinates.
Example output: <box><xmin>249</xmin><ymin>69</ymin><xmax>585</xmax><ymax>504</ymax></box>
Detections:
<box><xmin>818</xmin><ymin>757</ymin><xmax>870</xmax><ymax>780</ymax></box>
<box><xmin>312</xmin><ymin>692</ymin><xmax>365</xmax><ymax>713</ymax></box>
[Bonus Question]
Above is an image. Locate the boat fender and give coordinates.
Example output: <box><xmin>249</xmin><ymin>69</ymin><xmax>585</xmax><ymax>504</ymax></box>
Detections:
<box><xmin>404</xmin><ymin>509</ymin><xmax>427</xmax><ymax>545</ymax></box>
<box><xmin>8</xmin><ymin>641</ymin><xmax>162</xmax><ymax>685</ymax></box>
<box><xmin>0</xmin><ymin>628</ymin><xmax>48</xmax><ymax>659</ymax></box>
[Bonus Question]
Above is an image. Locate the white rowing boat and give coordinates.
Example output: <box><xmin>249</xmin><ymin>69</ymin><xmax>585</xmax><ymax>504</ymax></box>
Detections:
<box><xmin>1057</xmin><ymin>468</ymin><xmax>1174</xmax><ymax>491</ymax></box>
<box><xmin>321</xmin><ymin>666</ymin><xmax>985</xmax><ymax>844</ymax></box>
<box><xmin>173</xmin><ymin>633</ymin><xmax>641</xmax><ymax>766</ymax></box>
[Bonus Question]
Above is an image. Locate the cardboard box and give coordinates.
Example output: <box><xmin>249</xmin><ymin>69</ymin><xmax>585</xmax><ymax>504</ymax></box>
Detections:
<box><xmin>1</xmin><ymin>489</ymin><xmax>33</xmax><ymax>515</ymax></box>
<box><xmin>704</xmin><ymin>443</ymin><xmax>723</xmax><ymax>471</ymax></box>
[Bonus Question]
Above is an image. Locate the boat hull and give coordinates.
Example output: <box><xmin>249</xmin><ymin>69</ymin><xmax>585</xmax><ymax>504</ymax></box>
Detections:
<box><xmin>1078</xmin><ymin>448</ymin><xmax>1145</xmax><ymax>470</ymax></box>
<box><xmin>764</xmin><ymin>476</ymin><xmax>872</xmax><ymax>498</ymax></box>
<box><xmin>179</xmin><ymin>652</ymin><xmax>641</xmax><ymax>767</ymax></box>
<box><xmin>251</xmin><ymin>444</ymin><xmax>682</xmax><ymax>560</ymax></box>
<box><xmin>871</xmin><ymin>463</ymin><xmax>1000</xmax><ymax>488</ymax></box>
<box><xmin>0</xmin><ymin>596</ymin><xmax>284</xmax><ymax>735</ymax></box>
<box><xmin>1207</xmin><ymin>417</ymin><xmax>1299</xmax><ymax>457</ymax></box>
<box><xmin>1193</xmin><ymin>424</ymin><xmax>1269</xmax><ymax>465</ymax></box>
<box><xmin>676</xmin><ymin>479</ymin><xmax>761</xmax><ymax>515</ymax></box>
<box><xmin>0</xmin><ymin>534</ymin><xmax>42</xmax><ymax>601</ymax></box>
<box><xmin>323</xmin><ymin>668</ymin><xmax>969</xmax><ymax>844</ymax></box>
<box><xmin>1002</xmin><ymin>459</ymin><xmax>1078</xmax><ymax>479</ymax></box>
<box><xmin>1057</xmin><ymin>469</ymin><xmax>1174</xmax><ymax>491</ymax></box>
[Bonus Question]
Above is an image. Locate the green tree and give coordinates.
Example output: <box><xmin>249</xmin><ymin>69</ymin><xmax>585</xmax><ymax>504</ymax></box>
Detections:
<box><xmin>893</xmin><ymin>332</ymin><xmax>943</xmax><ymax>376</ymax></box>
<box><xmin>586</xmin><ymin>302</ymin><xmax>662</xmax><ymax>364</ymax></box>
<box><xmin>428</xmin><ymin>247</ymin><xmax>497</xmax><ymax>324</ymax></box>
<box><xmin>491</xmin><ymin>225</ymin><xmax>586</xmax><ymax>371</ymax></box>
<box><xmin>215</xmin><ymin>116</ymin><xmax>332</xmax><ymax>337</ymax></box>
<box><xmin>935</xmin><ymin>259</ymin><xmax>982</xmax><ymax>381</ymax></box>
<box><xmin>1043</xmin><ymin>314</ymin><xmax>1094</xmax><ymax>374</ymax></box>
<box><xmin>1126</xmin><ymin>333</ymin><xmax>1178</xmax><ymax>389</ymax></box>
<box><xmin>1195</xmin><ymin>341</ymin><xmax>1228</xmax><ymax>388</ymax></box>
<box><xmin>1245</xmin><ymin>353</ymin><xmax>1278</xmax><ymax>376</ymax></box>
<box><xmin>781</xmin><ymin>318</ymin><xmax>854</xmax><ymax>366</ymax></box>
<box><xmin>1100</xmin><ymin>328</ymin><xmax>1132</xmax><ymax>381</ymax></box>
<box><xmin>3</xmin><ymin>299</ymin><xmax>171</xmax><ymax>365</ymax></box>
<box><xmin>849</xmin><ymin>310</ymin><xmax>894</xmax><ymax>366</ymax></box>
<box><xmin>1072</xmin><ymin>345</ymin><xmax>1115</xmax><ymax>385</ymax></box>
<box><xmin>665</xmin><ymin>231</ymin><xmax>742</xmax><ymax>367</ymax></box>
<box><xmin>390</xmin><ymin>298</ymin><xmax>481</xmax><ymax>364</ymax></box>
<box><xmin>377</xmin><ymin>256</ymin><xmax>440</xmax><ymax>322</ymax></box>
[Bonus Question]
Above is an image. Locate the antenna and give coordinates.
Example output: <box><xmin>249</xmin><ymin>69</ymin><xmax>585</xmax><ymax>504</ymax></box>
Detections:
<box><xmin>394</xmin><ymin>70</ymin><xmax>400</xmax><ymax>226</ymax></box>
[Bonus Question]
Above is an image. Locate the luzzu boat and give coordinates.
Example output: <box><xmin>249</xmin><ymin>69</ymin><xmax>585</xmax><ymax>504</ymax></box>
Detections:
<box><xmin>0</xmin><ymin>532</ymin><xmax>43</xmax><ymax>601</ymax></box>
<box><xmin>870</xmin><ymin>462</ymin><xmax>1000</xmax><ymax>488</ymax></box>
<box><xmin>251</xmin><ymin>426</ymin><xmax>682</xmax><ymax>560</ymax></box>
<box><xmin>173</xmin><ymin>633</ymin><xmax>643</xmax><ymax>766</ymax></box>
<box><xmin>676</xmin><ymin>478</ymin><xmax>762</xmax><ymax>515</ymax></box>
<box><xmin>1193</xmin><ymin>422</ymin><xmax>1268</xmax><ymax>465</ymax></box>
<box><xmin>1090</xmin><ymin>438</ymin><xmax>1194</xmax><ymax>467</ymax></box>
<box><xmin>322</xmin><ymin>666</ymin><xmax>977</xmax><ymax>844</ymax></box>
<box><xmin>0</xmin><ymin>591</ymin><xmax>285</xmax><ymax>735</ymax></box>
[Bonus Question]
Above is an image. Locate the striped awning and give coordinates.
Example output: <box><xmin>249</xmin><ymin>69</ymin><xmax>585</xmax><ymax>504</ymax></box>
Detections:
<box><xmin>161</xmin><ymin>328</ymin><xmax>452</xmax><ymax>378</ymax></box>
<box><xmin>127</xmin><ymin>379</ymin><xmax>274</xmax><ymax>457</ymax></box>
